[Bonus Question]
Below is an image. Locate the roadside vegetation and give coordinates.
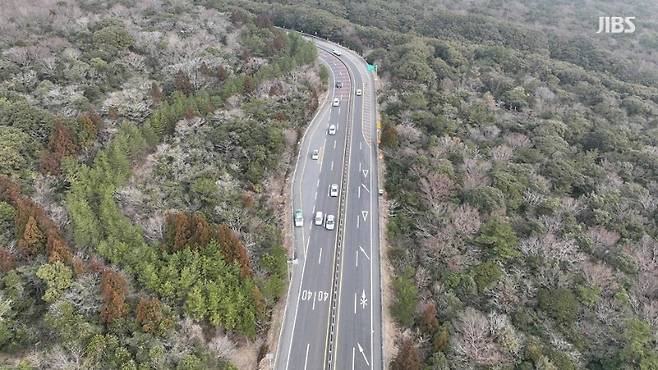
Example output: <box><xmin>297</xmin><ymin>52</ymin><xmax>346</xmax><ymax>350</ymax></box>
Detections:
<box><xmin>0</xmin><ymin>1</ymin><xmax>321</xmax><ymax>368</ymax></box>
<box><xmin>228</xmin><ymin>0</ymin><xmax>658</xmax><ymax>368</ymax></box>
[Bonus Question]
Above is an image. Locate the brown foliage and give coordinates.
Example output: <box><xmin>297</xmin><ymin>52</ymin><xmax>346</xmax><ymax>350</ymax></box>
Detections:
<box><xmin>166</xmin><ymin>212</ymin><xmax>191</xmax><ymax>251</ymax></box>
<box><xmin>18</xmin><ymin>216</ymin><xmax>44</xmax><ymax>256</ymax></box>
<box><xmin>216</xmin><ymin>65</ymin><xmax>228</xmax><ymax>81</ymax></box>
<box><xmin>165</xmin><ymin>212</ymin><xmax>212</xmax><ymax>251</ymax></box>
<box><xmin>100</xmin><ymin>269</ymin><xmax>128</xmax><ymax>324</ymax></box>
<box><xmin>150</xmin><ymin>82</ymin><xmax>163</xmax><ymax>104</ymax></box>
<box><xmin>136</xmin><ymin>296</ymin><xmax>164</xmax><ymax>333</ymax></box>
<box><xmin>433</xmin><ymin>325</ymin><xmax>450</xmax><ymax>352</ymax></box>
<box><xmin>79</xmin><ymin>110</ymin><xmax>102</xmax><ymax>141</ymax></box>
<box><xmin>174</xmin><ymin>70</ymin><xmax>194</xmax><ymax>96</ymax></box>
<box><xmin>420</xmin><ymin>302</ymin><xmax>439</xmax><ymax>334</ymax></box>
<box><xmin>189</xmin><ymin>213</ymin><xmax>211</xmax><ymax>247</ymax></box>
<box><xmin>243</xmin><ymin>75</ymin><xmax>255</xmax><ymax>94</ymax></box>
<box><xmin>89</xmin><ymin>256</ymin><xmax>105</xmax><ymax>273</ymax></box>
<box><xmin>46</xmin><ymin>228</ymin><xmax>72</xmax><ymax>263</ymax></box>
<box><xmin>40</xmin><ymin>119</ymin><xmax>78</xmax><ymax>175</ymax></box>
<box><xmin>218</xmin><ymin>224</ymin><xmax>252</xmax><ymax>277</ymax></box>
<box><xmin>0</xmin><ymin>248</ymin><xmax>15</xmax><ymax>272</ymax></box>
<box><xmin>1</xmin><ymin>177</ymin><xmax>74</xmax><ymax>265</ymax></box>
<box><xmin>255</xmin><ymin>14</ymin><xmax>272</xmax><ymax>28</ymax></box>
<box><xmin>72</xmin><ymin>257</ymin><xmax>86</xmax><ymax>276</ymax></box>
<box><xmin>391</xmin><ymin>338</ymin><xmax>422</xmax><ymax>370</ymax></box>
<box><xmin>108</xmin><ymin>106</ymin><xmax>119</xmax><ymax>121</ymax></box>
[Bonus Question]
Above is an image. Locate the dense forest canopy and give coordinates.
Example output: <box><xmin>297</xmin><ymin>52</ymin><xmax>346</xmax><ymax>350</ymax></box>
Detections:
<box><xmin>0</xmin><ymin>1</ymin><xmax>321</xmax><ymax>368</ymax></box>
<box><xmin>218</xmin><ymin>0</ymin><xmax>658</xmax><ymax>369</ymax></box>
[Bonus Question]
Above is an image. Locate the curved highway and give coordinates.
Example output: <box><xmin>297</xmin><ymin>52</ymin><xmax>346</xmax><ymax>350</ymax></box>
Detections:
<box><xmin>274</xmin><ymin>36</ymin><xmax>382</xmax><ymax>370</ymax></box>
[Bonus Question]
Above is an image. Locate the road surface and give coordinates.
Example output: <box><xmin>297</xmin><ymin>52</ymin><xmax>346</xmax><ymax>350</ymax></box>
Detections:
<box><xmin>274</xmin><ymin>37</ymin><xmax>382</xmax><ymax>370</ymax></box>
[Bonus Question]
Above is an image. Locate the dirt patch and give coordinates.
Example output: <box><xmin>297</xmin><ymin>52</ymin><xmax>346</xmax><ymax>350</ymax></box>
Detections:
<box><xmin>229</xmin><ymin>338</ymin><xmax>261</xmax><ymax>370</ymax></box>
<box><xmin>378</xmin><ymin>156</ymin><xmax>399</xmax><ymax>369</ymax></box>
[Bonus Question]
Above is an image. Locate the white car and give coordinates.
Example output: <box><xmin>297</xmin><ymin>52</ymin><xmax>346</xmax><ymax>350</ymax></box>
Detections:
<box><xmin>314</xmin><ymin>211</ymin><xmax>324</xmax><ymax>226</ymax></box>
<box><xmin>294</xmin><ymin>209</ymin><xmax>303</xmax><ymax>227</ymax></box>
<box><xmin>325</xmin><ymin>214</ymin><xmax>335</xmax><ymax>230</ymax></box>
<box><xmin>328</xmin><ymin>125</ymin><xmax>336</xmax><ymax>135</ymax></box>
<box><xmin>330</xmin><ymin>184</ymin><xmax>339</xmax><ymax>197</ymax></box>
<box><xmin>356</xmin><ymin>89</ymin><xmax>362</xmax><ymax>96</ymax></box>
<box><xmin>312</xmin><ymin>149</ymin><xmax>319</xmax><ymax>160</ymax></box>
<box><xmin>332</xmin><ymin>98</ymin><xmax>339</xmax><ymax>107</ymax></box>
<box><xmin>332</xmin><ymin>48</ymin><xmax>342</xmax><ymax>56</ymax></box>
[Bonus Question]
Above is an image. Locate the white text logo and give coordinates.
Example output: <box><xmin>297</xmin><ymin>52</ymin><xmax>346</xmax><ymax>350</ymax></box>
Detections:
<box><xmin>597</xmin><ymin>17</ymin><xmax>635</xmax><ymax>33</ymax></box>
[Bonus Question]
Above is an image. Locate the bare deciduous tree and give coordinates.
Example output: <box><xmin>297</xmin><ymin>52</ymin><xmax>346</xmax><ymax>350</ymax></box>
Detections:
<box><xmin>452</xmin><ymin>307</ymin><xmax>502</xmax><ymax>365</ymax></box>
<box><xmin>452</xmin><ymin>204</ymin><xmax>481</xmax><ymax>235</ymax></box>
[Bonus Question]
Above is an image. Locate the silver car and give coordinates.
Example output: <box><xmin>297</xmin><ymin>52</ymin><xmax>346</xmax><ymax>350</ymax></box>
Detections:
<box><xmin>312</xmin><ymin>149</ymin><xmax>319</xmax><ymax>160</ymax></box>
<box><xmin>328</xmin><ymin>125</ymin><xmax>336</xmax><ymax>135</ymax></box>
<box><xmin>325</xmin><ymin>215</ymin><xmax>335</xmax><ymax>230</ymax></box>
<box><xmin>332</xmin><ymin>98</ymin><xmax>339</xmax><ymax>107</ymax></box>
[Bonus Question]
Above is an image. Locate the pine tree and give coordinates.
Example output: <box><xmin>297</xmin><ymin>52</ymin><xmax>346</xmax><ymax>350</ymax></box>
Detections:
<box><xmin>100</xmin><ymin>269</ymin><xmax>128</xmax><ymax>324</ymax></box>
<box><xmin>216</xmin><ymin>65</ymin><xmax>228</xmax><ymax>81</ymax></box>
<box><xmin>391</xmin><ymin>338</ymin><xmax>422</xmax><ymax>370</ymax></box>
<box><xmin>136</xmin><ymin>296</ymin><xmax>164</xmax><ymax>333</ymax></box>
<box><xmin>190</xmin><ymin>213</ymin><xmax>211</xmax><ymax>248</ymax></box>
<box><xmin>150</xmin><ymin>82</ymin><xmax>163</xmax><ymax>104</ymax></box>
<box><xmin>19</xmin><ymin>215</ymin><xmax>44</xmax><ymax>256</ymax></box>
<box><xmin>218</xmin><ymin>224</ymin><xmax>252</xmax><ymax>277</ymax></box>
<box><xmin>185</xmin><ymin>284</ymin><xmax>207</xmax><ymax>321</ymax></box>
<box><xmin>174</xmin><ymin>70</ymin><xmax>194</xmax><ymax>96</ymax></box>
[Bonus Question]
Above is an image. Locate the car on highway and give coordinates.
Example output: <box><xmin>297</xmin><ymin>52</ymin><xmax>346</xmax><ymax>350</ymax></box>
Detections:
<box><xmin>294</xmin><ymin>209</ymin><xmax>303</xmax><ymax>227</ymax></box>
<box><xmin>311</xmin><ymin>149</ymin><xmax>319</xmax><ymax>160</ymax></box>
<box><xmin>356</xmin><ymin>88</ymin><xmax>362</xmax><ymax>96</ymax></box>
<box><xmin>332</xmin><ymin>98</ymin><xmax>339</xmax><ymax>107</ymax></box>
<box><xmin>335</xmin><ymin>81</ymin><xmax>343</xmax><ymax>88</ymax></box>
<box><xmin>328</xmin><ymin>124</ymin><xmax>336</xmax><ymax>135</ymax></box>
<box><xmin>330</xmin><ymin>184</ymin><xmax>339</xmax><ymax>197</ymax></box>
<box><xmin>314</xmin><ymin>211</ymin><xmax>324</xmax><ymax>226</ymax></box>
<box><xmin>332</xmin><ymin>48</ymin><xmax>342</xmax><ymax>56</ymax></box>
<box><xmin>325</xmin><ymin>214</ymin><xmax>335</xmax><ymax>230</ymax></box>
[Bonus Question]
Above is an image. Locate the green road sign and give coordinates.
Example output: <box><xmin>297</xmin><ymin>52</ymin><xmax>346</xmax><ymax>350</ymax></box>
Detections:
<box><xmin>367</xmin><ymin>64</ymin><xmax>378</xmax><ymax>73</ymax></box>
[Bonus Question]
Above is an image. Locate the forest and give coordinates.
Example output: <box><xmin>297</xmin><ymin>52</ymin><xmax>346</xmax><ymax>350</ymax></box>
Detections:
<box><xmin>0</xmin><ymin>1</ymin><xmax>320</xmax><ymax>369</ymax></box>
<box><xmin>222</xmin><ymin>0</ymin><xmax>658</xmax><ymax>369</ymax></box>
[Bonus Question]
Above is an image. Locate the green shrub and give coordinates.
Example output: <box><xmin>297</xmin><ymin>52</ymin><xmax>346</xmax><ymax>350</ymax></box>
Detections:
<box><xmin>391</xmin><ymin>267</ymin><xmax>418</xmax><ymax>327</ymax></box>
<box><xmin>472</xmin><ymin>260</ymin><xmax>503</xmax><ymax>292</ymax></box>
<box><xmin>537</xmin><ymin>288</ymin><xmax>579</xmax><ymax>325</ymax></box>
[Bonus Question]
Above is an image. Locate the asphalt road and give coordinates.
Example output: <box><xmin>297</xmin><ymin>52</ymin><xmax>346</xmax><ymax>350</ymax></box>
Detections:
<box><xmin>274</xmin><ymin>38</ymin><xmax>381</xmax><ymax>370</ymax></box>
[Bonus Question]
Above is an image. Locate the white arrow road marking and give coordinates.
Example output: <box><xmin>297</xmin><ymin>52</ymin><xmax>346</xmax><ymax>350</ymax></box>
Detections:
<box><xmin>359</xmin><ymin>246</ymin><xmax>370</xmax><ymax>261</ymax></box>
<box><xmin>361</xmin><ymin>183</ymin><xmax>369</xmax><ymax>193</ymax></box>
<box><xmin>361</xmin><ymin>211</ymin><xmax>368</xmax><ymax>221</ymax></box>
<box><xmin>362</xmin><ymin>169</ymin><xmax>369</xmax><ymax>178</ymax></box>
<box><xmin>360</xmin><ymin>290</ymin><xmax>368</xmax><ymax>309</ymax></box>
<box><xmin>357</xmin><ymin>342</ymin><xmax>370</xmax><ymax>366</ymax></box>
